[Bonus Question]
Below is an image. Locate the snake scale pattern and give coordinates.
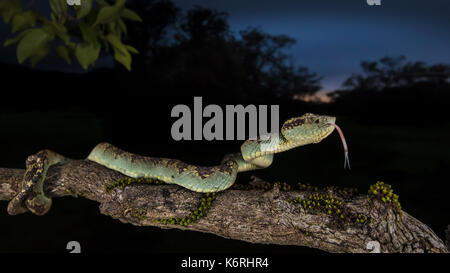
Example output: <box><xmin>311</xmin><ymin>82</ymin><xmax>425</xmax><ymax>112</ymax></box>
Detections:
<box><xmin>7</xmin><ymin>113</ymin><xmax>349</xmax><ymax>215</ymax></box>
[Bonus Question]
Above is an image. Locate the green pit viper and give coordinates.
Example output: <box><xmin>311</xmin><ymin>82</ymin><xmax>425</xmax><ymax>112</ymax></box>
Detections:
<box><xmin>7</xmin><ymin>113</ymin><xmax>350</xmax><ymax>216</ymax></box>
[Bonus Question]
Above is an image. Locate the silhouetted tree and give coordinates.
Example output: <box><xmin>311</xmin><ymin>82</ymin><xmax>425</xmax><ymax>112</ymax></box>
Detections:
<box><xmin>143</xmin><ymin>6</ymin><xmax>242</xmax><ymax>96</ymax></box>
<box><xmin>328</xmin><ymin>56</ymin><xmax>450</xmax><ymax>124</ymax></box>
<box><xmin>125</xmin><ymin>0</ymin><xmax>179</xmax><ymax>77</ymax></box>
<box><xmin>341</xmin><ymin>56</ymin><xmax>449</xmax><ymax>91</ymax></box>
<box><xmin>177</xmin><ymin>6</ymin><xmax>230</xmax><ymax>43</ymax></box>
<box><xmin>233</xmin><ymin>27</ymin><xmax>321</xmax><ymax>99</ymax></box>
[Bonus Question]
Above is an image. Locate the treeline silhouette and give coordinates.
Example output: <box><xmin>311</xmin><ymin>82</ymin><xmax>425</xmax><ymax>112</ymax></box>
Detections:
<box><xmin>329</xmin><ymin>56</ymin><xmax>450</xmax><ymax>124</ymax></box>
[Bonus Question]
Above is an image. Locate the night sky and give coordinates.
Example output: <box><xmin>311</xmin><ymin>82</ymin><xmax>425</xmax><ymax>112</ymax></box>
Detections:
<box><xmin>1</xmin><ymin>0</ymin><xmax>449</xmax><ymax>92</ymax></box>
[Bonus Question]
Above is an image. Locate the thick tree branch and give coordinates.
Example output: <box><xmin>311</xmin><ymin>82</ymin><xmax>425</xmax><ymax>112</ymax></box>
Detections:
<box><xmin>0</xmin><ymin>160</ymin><xmax>448</xmax><ymax>253</ymax></box>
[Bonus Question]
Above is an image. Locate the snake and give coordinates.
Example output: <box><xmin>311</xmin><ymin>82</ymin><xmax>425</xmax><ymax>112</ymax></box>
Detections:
<box><xmin>7</xmin><ymin>113</ymin><xmax>350</xmax><ymax>215</ymax></box>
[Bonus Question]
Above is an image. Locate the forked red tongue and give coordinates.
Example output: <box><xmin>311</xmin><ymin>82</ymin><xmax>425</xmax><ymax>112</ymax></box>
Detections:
<box><xmin>329</xmin><ymin>123</ymin><xmax>351</xmax><ymax>170</ymax></box>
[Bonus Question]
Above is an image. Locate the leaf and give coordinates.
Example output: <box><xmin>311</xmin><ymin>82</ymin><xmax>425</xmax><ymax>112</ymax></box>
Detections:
<box><xmin>96</xmin><ymin>0</ymin><xmax>110</xmax><ymax>7</ymax></box>
<box><xmin>93</xmin><ymin>0</ymin><xmax>126</xmax><ymax>26</ymax></box>
<box><xmin>113</xmin><ymin>46</ymin><xmax>132</xmax><ymax>71</ymax></box>
<box><xmin>16</xmin><ymin>28</ymin><xmax>52</xmax><ymax>64</ymax></box>
<box><xmin>106</xmin><ymin>33</ymin><xmax>127</xmax><ymax>54</ymax></box>
<box><xmin>83</xmin><ymin>6</ymin><xmax>99</xmax><ymax>25</ymax></box>
<box><xmin>77</xmin><ymin>0</ymin><xmax>93</xmax><ymax>19</ymax></box>
<box><xmin>11</xmin><ymin>11</ymin><xmax>37</xmax><ymax>33</ymax></box>
<box><xmin>75</xmin><ymin>43</ymin><xmax>101</xmax><ymax>70</ymax></box>
<box><xmin>79</xmin><ymin>20</ymin><xmax>99</xmax><ymax>45</ymax></box>
<box><xmin>107</xmin><ymin>21</ymin><xmax>118</xmax><ymax>35</ymax></box>
<box><xmin>0</xmin><ymin>0</ymin><xmax>22</xmax><ymax>24</ymax></box>
<box><xmin>50</xmin><ymin>13</ymin><xmax>57</xmax><ymax>22</ymax></box>
<box><xmin>67</xmin><ymin>41</ymin><xmax>77</xmax><ymax>52</ymax></box>
<box><xmin>106</xmin><ymin>33</ymin><xmax>132</xmax><ymax>70</ymax></box>
<box><xmin>3</xmin><ymin>29</ymin><xmax>32</xmax><ymax>47</ymax></box>
<box><xmin>126</xmin><ymin>45</ymin><xmax>139</xmax><ymax>54</ymax></box>
<box><xmin>50</xmin><ymin>0</ymin><xmax>67</xmax><ymax>17</ymax></box>
<box><xmin>94</xmin><ymin>7</ymin><xmax>119</xmax><ymax>26</ymax></box>
<box><xmin>118</xmin><ymin>18</ymin><xmax>127</xmax><ymax>36</ymax></box>
<box><xmin>121</xmin><ymin>8</ymin><xmax>143</xmax><ymax>22</ymax></box>
<box><xmin>56</xmin><ymin>45</ymin><xmax>72</xmax><ymax>64</ymax></box>
<box><xmin>30</xmin><ymin>44</ymin><xmax>50</xmax><ymax>67</ymax></box>
<box><xmin>53</xmin><ymin>22</ymin><xmax>70</xmax><ymax>44</ymax></box>
<box><xmin>0</xmin><ymin>0</ymin><xmax>20</xmax><ymax>11</ymax></box>
<box><xmin>42</xmin><ymin>23</ymin><xmax>57</xmax><ymax>39</ymax></box>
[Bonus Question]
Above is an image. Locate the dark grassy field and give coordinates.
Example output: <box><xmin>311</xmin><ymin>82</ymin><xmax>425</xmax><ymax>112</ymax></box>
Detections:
<box><xmin>0</xmin><ymin>111</ymin><xmax>448</xmax><ymax>252</ymax></box>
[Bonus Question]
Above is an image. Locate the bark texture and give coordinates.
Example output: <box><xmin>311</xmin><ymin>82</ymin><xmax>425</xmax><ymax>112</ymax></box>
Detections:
<box><xmin>0</xmin><ymin>160</ymin><xmax>448</xmax><ymax>253</ymax></box>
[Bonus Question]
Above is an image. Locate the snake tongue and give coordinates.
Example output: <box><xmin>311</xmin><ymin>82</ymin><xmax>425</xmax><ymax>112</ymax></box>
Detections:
<box><xmin>329</xmin><ymin>123</ymin><xmax>351</xmax><ymax>170</ymax></box>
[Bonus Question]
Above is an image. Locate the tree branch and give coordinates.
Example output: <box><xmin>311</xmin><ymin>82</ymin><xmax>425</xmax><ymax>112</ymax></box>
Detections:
<box><xmin>0</xmin><ymin>160</ymin><xmax>447</xmax><ymax>253</ymax></box>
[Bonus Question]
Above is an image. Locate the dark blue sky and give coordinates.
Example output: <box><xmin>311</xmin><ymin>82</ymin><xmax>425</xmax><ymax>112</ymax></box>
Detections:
<box><xmin>173</xmin><ymin>0</ymin><xmax>450</xmax><ymax>92</ymax></box>
<box><xmin>1</xmin><ymin>0</ymin><xmax>449</xmax><ymax>92</ymax></box>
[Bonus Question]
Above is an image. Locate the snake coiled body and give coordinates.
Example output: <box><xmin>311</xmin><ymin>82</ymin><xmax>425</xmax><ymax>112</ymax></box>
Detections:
<box><xmin>8</xmin><ymin>113</ymin><xmax>346</xmax><ymax>215</ymax></box>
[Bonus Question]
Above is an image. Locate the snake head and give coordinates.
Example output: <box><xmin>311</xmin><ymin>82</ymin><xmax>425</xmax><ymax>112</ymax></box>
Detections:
<box><xmin>281</xmin><ymin>113</ymin><xmax>336</xmax><ymax>144</ymax></box>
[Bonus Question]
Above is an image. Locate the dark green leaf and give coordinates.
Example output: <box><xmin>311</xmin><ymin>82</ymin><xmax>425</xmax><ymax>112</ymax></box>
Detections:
<box><xmin>121</xmin><ymin>8</ymin><xmax>143</xmax><ymax>22</ymax></box>
<box><xmin>50</xmin><ymin>13</ymin><xmax>57</xmax><ymax>22</ymax></box>
<box><xmin>16</xmin><ymin>28</ymin><xmax>52</xmax><ymax>64</ymax></box>
<box><xmin>53</xmin><ymin>22</ymin><xmax>70</xmax><ymax>44</ymax></box>
<box><xmin>3</xmin><ymin>29</ymin><xmax>32</xmax><ymax>47</ymax></box>
<box><xmin>50</xmin><ymin>0</ymin><xmax>68</xmax><ymax>17</ymax></box>
<box><xmin>126</xmin><ymin>45</ymin><xmax>139</xmax><ymax>54</ymax></box>
<box><xmin>41</xmin><ymin>23</ymin><xmax>57</xmax><ymax>40</ymax></box>
<box><xmin>106</xmin><ymin>33</ymin><xmax>127</xmax><ymax>54</ymax></box>
<box><xmin>11</xmin><ymin>11</ymin><xmax>37</xmax><ymax>33</ymax></box>
<box><xmin>30</xmin><ymin>44</ymin><xmax>50</xmax><ymax>67</ymax></box>
<box><xmin>96</xmin><ymin>0</ymin><xmax>110</xmax><ymax>7</ymax></box>
<box><xmin>56</xmin><ymin>45</ymin><xmax>72</xmax><ymax>64</ymax></box>
<box><xmin>106</xmin><ymin>33</ymin><xmax>132</xmax><ymax>70</ymax></box>
<box><xmin>83</xmin><ymin>6</ymin><xmax>99</xmax><ymax>26</ymax></box>
<box><xmin>75</xmin><ymin>43</ymin><xmax>101</xmax><ymax>70</ymax></box>
<box><xmin>118</xmin><ymin>19</ymin><xmax>127</xmax><ymax>35</ymax></box>
<box><xmin>77</xmin><ymin>0</ymin><xmax>93</xmax><ymax>19</ymax></box>
<box><xmin>0</xmin><ymin>0</ymin><xmax>22</xmax><ymax>24</ymax></box>
<box><xmin>113</xmin><ymin>46</ymin><xmax>132</xmax><ymax>71</ymax></box>
<box><xmin>79</xmin><ymin>21</ymin><xmax>99</xmax><ymax>45</ymax></box>
<box><xmin>94</xmin><ymin>0</ymin><xmax>126</xmax><ymax>26</ymax></box>
<box><xmin>107</xmin><ymin>21</ymin><xmax>118</xmax><ymax>35</ymax></box>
